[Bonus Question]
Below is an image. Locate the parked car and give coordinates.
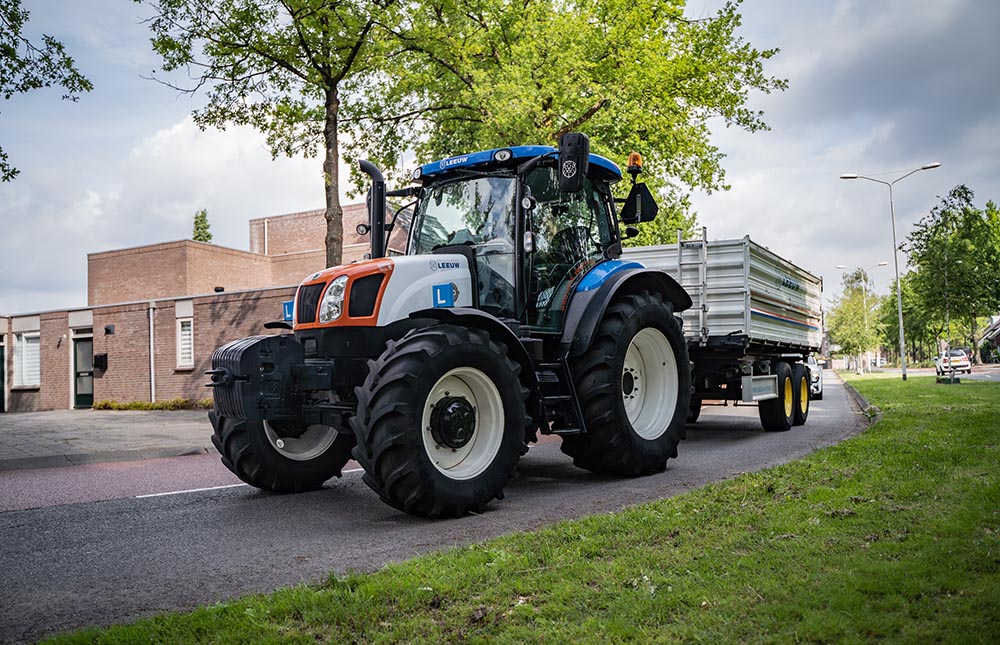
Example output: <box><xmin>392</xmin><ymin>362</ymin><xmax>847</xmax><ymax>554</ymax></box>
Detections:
<box><xmin>935</xmin><ymin>349</ymin><xmax>971</xmax><ymax>375</ymax></box>
<box><xmin>806</xmin><ymin>355</ymin><xmax>823</xmax><ymax>400</ymax></box>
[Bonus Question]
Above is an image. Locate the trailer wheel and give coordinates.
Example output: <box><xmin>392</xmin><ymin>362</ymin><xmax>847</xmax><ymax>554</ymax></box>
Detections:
<box><xmin>562</xmin><ymin>291</ymin><xmax>690</xmax><ymax>476</ymax></box>
<box><xmin>209</xmin><ymin>411</ymin><xmax>355</xmax><ymax>492</ymax></box>
<box><xmin>758</xmin><ymin>361</ymin><xmax>794</xmax><ymax>432</ymax></box>
<box><xmin>351</xmin><ymin>325</ymin><xmax>530</xmax><ymax>518</ymax></box>
<box><xmin>792</xmin><ymin>363</ymin><xmax>809</xmax><ymax>426</ymax></box>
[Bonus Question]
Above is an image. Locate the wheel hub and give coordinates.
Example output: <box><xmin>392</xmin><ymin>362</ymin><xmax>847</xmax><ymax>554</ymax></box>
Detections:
<box><xmin>430</xmin><ymin>396</ymin><xmax>477</xmax><ymax>449</ymax></box>
<box><xmin>622</xmin><ymin>369</ymin><xmax>637</xmax><ymax>397</ymax></box>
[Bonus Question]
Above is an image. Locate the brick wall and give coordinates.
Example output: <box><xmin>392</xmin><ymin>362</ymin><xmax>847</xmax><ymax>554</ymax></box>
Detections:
<box><xmin>270</xmin><ymin>250</ymin><xmax>326</xmax><ymax>286</ymax></box>
<box><xmin>93</xmin><ymin>303</ymin><xmax>153</xmax><ymax>404</ymax></box>
<box><xmin>88</xmin><ymin>243</ymin><xmax>188</xmax><ymax>306</ymax></box>
<box><xmin>249</xmin><ymin>208</ymin><xmax>327</xmax><ymax>255</ymax></box>
<box><xmin>38</xmin><ymin>312</ymin><xmax>71</xmax><ymax>410</ymax></box>
<box><xmin>183</xmin><ymin>242</ymin><xmax>271</xmax><ymax>296</ymax></box>
<box><xmin>88</xmin><ymin>241</ymin><xmax>272</xmax><ymax>307</ymax></box>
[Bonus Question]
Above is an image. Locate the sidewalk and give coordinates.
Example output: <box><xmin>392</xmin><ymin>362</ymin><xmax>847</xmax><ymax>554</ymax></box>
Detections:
<box><xmin>0</xmin><ymin>409</ymin><xmax>216</xmax><ymax>471</ymax></box>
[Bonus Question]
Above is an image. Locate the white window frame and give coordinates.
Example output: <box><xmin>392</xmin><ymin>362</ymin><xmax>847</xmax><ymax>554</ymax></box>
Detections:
<box><xmin>14</xmin><ymin>331</ymin><xmax>41</xmax><ymax>387</ymax></box>
<box><xmin>176</xmin><ymin>318</ymin><xmax>194</xmax><ymax>369</ymax></box>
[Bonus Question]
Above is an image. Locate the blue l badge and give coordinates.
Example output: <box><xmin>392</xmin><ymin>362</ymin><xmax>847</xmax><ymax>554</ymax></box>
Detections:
<box><xmin>432</xmin><ymin>284</ymin><xmax>455</xmax><ymax>308</ymax></box>
<box><xmin>282</xmin><ymin>300</ymin><xmax>294</xmax><ymax>321</ymax></box>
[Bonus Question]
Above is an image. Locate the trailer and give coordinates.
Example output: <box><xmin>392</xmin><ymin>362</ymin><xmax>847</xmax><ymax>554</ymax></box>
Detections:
<box><xmin>623</xmin><ymin>229</ymin><xmax>823</xmax><ymax>431</ymax></box>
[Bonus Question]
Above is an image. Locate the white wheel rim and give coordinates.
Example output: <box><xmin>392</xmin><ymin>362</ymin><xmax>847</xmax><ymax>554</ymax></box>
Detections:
<box><xmin>421</xmin><ymin>367</ymin><xmax>504</xmax><ymax>480</ymax></box>
<box><xmin>621</xmin><ymin>327</ymin><xmax>679</xmax><ymax>440</ymax></box>
<box><xmin>263</xmin><ymin>421</ymin><xmax>339</xmax><ymax>461</ymax></box>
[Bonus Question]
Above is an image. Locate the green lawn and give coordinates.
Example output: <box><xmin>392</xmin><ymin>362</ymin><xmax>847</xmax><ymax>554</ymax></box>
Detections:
<box><xmin>49</xmin><ymin>376</ymin><xmax>1000</xmax><ymax>643</ymax></box>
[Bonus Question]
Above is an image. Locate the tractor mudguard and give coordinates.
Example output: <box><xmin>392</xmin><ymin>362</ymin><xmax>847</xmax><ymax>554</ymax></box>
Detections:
<box><xmin>562</xmin><ymin>268</ymin><xmax>692</xmax><ymax>357</ymax></box>
<box><xmin>409</xmin><ymin>307</ymin><xmax>543</xmax><ymax>422</ymax></box>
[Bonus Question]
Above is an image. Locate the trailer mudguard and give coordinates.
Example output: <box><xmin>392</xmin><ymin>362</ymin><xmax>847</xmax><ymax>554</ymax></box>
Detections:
<box><xmin>562</xmin><ymin>268</ymin><xmax>692</xmax><ymax>357</ymax></box>
<box><xmin>409</xmin><ymin>307</ymin><xmax>543</xmax><ymax>423</ymax></box>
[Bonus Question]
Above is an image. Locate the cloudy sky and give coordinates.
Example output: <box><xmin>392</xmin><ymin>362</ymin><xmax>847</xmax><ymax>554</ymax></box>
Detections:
<box><xmin>1</xmin><ymin>0</ymin><xmax>997</xmax><ymax>316</ymax></box>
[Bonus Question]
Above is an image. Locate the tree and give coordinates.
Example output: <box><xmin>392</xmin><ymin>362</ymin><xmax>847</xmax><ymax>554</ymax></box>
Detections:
<box><xmin>0</xmin><ymin>0</ymin><xmax>92</xmax><ymax>181</ymax></box>
<box><xmin>140</xmin><ymin>0</ymin><xmax>397</xmax><ymax>268</ymax></box>
<box><xmin>906</xmin><ymin>185</ymin><xmax>1000</xmax><ymax>362</ymax></box>
<box><xmin>827</xmin><ymin>269</ymin><xmax>883</xmax><ymax>373</ymax></box>
<box><xmin>192</xmin><ymin>208</ymin><xmax>212</xmax><ymax>242</ymax></box>
<box><xmin>345</xmin><ymin>0</ymin><xmax>786</xmax><ymax>242</ymax></box>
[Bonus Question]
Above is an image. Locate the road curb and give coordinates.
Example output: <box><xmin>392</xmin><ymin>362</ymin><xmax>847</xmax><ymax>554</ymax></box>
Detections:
<box><xmin>0</xmin><ymin>445</ymin><xmax>215</xmax><ymax>472</ymax></box>
<box><xmin>835</xmin><ymin>373</ymin><xmax>881</xmax><ymax>426</ymax></box>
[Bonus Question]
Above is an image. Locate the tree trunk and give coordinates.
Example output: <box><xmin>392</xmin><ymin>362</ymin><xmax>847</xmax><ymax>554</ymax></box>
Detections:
<box><xmin>323</xmin><ymin>87</ymin><xmax>344</xmax><ymax>268</ymax></box>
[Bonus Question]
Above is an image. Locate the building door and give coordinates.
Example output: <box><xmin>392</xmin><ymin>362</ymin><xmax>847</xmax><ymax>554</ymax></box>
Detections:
<box><xmin>74</xmin><ymin>338</ymin><xmax>94</xmax><ymax>409</ymax></box>
<box><xmin>0</xmin><ymin>346</ymin><xmax>5</xmax><ymax>413</ymax></box>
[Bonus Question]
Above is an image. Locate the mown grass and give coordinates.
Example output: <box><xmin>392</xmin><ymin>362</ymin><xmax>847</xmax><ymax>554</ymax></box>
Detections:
<box><xmin>49</xmin><ymin>376</ymin><xmax>999</xmax><ymax>643</ymax></box>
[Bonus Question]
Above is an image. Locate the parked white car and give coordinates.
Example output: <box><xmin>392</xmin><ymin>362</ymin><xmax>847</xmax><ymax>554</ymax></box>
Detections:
<box><xmin>806</xmin><ymin>355</ymin><xmax>823</xmax><ymax>400</ymax></box>
<box><xmin>935</xmin><ymin>349</ymin><xmax>971</xmax><ymax>375</ymax></box>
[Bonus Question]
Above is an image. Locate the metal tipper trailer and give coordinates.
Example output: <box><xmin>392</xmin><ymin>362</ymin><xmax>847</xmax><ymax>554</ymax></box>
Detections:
<box><xmin>623</xmin><ymin>230</ymin><xmax>824</xmax><ymax>432</ymax></box>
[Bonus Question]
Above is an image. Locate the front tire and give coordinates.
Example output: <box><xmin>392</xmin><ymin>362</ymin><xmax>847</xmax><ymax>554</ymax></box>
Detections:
<box><xmin>209</xmin><ymin>411</ymin><xmax>354</xmax><ymax>492</ymax></box>
<box><xmin>561</xmin><ymin>291</ymin><xmax>690</xmax><ymax>476</ymax></box>
<box><xmin>351</xmin><ymin>325</ymin><xmax>530</xmax><ymax>518</ymax></box>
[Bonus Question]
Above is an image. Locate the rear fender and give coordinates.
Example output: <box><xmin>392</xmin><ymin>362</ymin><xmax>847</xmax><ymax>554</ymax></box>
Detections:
<box><xmin>562</xmin><ymin>268</ymin><xmax>692</xmax><ymax>357</ymax></box>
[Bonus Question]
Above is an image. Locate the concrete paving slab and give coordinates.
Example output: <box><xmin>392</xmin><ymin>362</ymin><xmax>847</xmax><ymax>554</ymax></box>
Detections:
<box><xmin>0</xmin><ymin>409</ymin><xmax>216</xmax><ymax>471</ymax></box>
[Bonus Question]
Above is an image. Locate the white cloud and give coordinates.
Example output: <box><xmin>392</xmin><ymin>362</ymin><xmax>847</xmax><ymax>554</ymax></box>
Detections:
<box><xmin>0</xmin><ymin>118</ymin><xmax>354</xmax><ymax>315</ymax></box>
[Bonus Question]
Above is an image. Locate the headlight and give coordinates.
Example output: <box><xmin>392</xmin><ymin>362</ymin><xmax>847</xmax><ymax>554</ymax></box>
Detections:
<box><xmin>318</xmin><ymin>275</ymin><xmax>348</xmax><ymax>323</ymax></box>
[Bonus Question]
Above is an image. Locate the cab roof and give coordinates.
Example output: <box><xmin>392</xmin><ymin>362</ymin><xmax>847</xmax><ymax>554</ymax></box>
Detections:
<box><xmin>416</xmin><ymin>145</ymin><xmax>622</xmax><ymax>182</ymax></box>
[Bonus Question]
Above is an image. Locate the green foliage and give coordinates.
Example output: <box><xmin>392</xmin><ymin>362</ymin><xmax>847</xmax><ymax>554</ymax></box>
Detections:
<box><xmin>191</xmin><ymin>208</ymin><xmax>212</xmax><ymax>243</ymax></box>
<box><xmin>345</xmin><ymin>0</ymin><xmax>786</xmax><ymax>219</ymax></box>
<box><xmin>0</xmin><ymin>0</ymin><xmax>92</xmax><ymax>181</ymax></box>
<box><xmin>139</xmin><ymin>0</ymin><xmax>394</xmax><ymax>266</ymax></box>
<box><xmin>905</xmin><ymin>185</ymin><xmax>1000</xmax><ymax>361</ymax></box>
<box><xmin>92</xmin><ymin>398</ymin><xmax>213</xmax><ymax>410</ymax></box>
<box><xmin>827</xmin><ymin>268</ymin><xmax>884</xmax><ymax>361</ymax></box>
<box><xmin>49</xmin><ymin>377</ymin><xmax>1000</xmax><ymax>643</ymax></box>
<box><xmin>877</xmin><ymin>274</ymin><xmax>942</xmax><ymax>364</ymax></box>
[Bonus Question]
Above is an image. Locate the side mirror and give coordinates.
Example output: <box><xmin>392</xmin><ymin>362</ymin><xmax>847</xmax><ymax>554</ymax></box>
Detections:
<box><xmin>557</xmin><ymin>132</ymin><xmax>590</xmax><ymax>193</ymax></box>
<box><xmin>619</xmin><ymin>182</ymin><xmax>658</xmax><ymax>224</ymax></box>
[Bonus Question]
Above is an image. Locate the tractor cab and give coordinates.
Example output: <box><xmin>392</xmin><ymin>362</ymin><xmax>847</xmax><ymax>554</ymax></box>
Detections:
<box><xmin>404</xmin><ymin>143</ymin><xmax>625</xmax><ymax>331</ymax></box>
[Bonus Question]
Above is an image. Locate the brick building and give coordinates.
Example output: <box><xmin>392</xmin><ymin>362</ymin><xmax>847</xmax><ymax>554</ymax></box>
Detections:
<box><xmin>1</xmin><ymin>203</ymin><xmax>405</xmax><ymax>413</ymax></box>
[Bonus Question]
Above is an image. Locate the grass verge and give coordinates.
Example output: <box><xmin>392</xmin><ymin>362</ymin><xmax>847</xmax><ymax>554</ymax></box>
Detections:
<box><xmin>50</xmin><ymin>376</ymin><xmax>999</xmax><ymax>643</ymax></box>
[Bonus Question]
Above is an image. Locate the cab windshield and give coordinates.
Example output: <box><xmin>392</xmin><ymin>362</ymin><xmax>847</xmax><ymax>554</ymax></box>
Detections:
<box><xmin>409</xmin><ymin>176</ymin><xmax>518</xmax><ymax>317</ymax></box>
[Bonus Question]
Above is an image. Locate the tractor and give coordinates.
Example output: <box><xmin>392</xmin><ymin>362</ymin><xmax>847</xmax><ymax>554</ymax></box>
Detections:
<box><xmin>207</xmin><ymin>134</ymin><xmax>692</xmax><ymax>518</ymax></box>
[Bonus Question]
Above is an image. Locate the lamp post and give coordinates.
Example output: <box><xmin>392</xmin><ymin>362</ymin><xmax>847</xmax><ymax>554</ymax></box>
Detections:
<box><xmin>836</xmin><ymin>262</ymin><xmax>888</xmax><ymax>373</ymax></box>
<box><xmin>840</xmin><ymin>162</ymin><xmax>941</xmax><ymax>380</ymax></box>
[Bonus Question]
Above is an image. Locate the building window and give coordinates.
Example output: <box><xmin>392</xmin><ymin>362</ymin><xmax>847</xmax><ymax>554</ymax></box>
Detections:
<box><xmin>14</xmin><ymin>332</ymin><xmax>41</xmax><ymax>387</ymax></box>
<box><xmin>176</xmin><ymin>318</ymin><xmax>194</xmax><ymax>369</ymax></box>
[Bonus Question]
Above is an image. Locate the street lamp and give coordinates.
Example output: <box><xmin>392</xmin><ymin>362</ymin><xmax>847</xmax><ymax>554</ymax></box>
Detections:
<box><xmin>836</xmin><ymin>262</ymin><xmax>889</xmax><ymax>373</ymax></box>
<box><xmin>840</xmin><ymin>162</ymin><xmax>942</xmax><ymax>380</ymax></box>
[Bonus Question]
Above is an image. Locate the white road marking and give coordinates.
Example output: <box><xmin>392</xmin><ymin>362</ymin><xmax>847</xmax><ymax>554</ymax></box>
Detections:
<box><xmin>136</xmin><ymin>483</ymin><xmax>248</xmax><ymax>498</ymax></box>
<box><xmin>135</xmin><ymin>468</ymin><xmax>367</xmax><ymax>498</ymax></box>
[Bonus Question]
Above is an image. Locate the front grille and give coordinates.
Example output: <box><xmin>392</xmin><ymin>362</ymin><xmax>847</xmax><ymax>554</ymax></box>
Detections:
<box><xmin>349</xmin><ymin>274</ymin><xmax>385</xmax><ymax>318</ymax></box>
<box><xmin>297</xmin><ymin>283</ymin><xmax>326</xmax><ymax>324</ymax></box>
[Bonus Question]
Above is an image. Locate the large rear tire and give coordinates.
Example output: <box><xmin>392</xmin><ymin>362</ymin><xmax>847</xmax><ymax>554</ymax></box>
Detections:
<box><xmin>758</xmin><ymin>361</ymin><xmax>794</xmax><ymax>432</ymax></box>
<box><xmin>792</xmin><ymin>363</ymin><xmax>809</xmax><ymax>426</ymax></box>
<box><xmin>561</xmin><ymin>291</ymin><xmax>690</xmax><ymax>476</ymax></box>
<box><xmin>210</xmin><ymin>411</ymin><xmax>355</xmax><ymax>492</ymax></box>
<box><xmin>351</xmin><ymin>325</ymin><xmax>530</xmax><ymax>518</ymax></box>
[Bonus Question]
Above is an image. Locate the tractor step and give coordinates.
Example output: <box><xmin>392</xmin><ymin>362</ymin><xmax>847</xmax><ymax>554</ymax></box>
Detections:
<box><xmin>550</xmin><ymin>427</ymin><xmax>582</xmax><ymax>436</ymax></box>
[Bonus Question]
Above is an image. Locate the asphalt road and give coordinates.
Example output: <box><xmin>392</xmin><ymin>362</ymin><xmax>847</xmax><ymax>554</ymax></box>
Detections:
<box><xmin>0</xmin><ymin>374</ymin><xmax>864</xmax><ymax>644</ymax></box>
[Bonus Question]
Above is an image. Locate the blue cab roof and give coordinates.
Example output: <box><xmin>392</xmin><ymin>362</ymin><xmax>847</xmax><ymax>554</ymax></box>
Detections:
<box><xmin>416</xmin><ymin>145</ymin><xmax>622</xmax><ymax>182</ymax></box>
